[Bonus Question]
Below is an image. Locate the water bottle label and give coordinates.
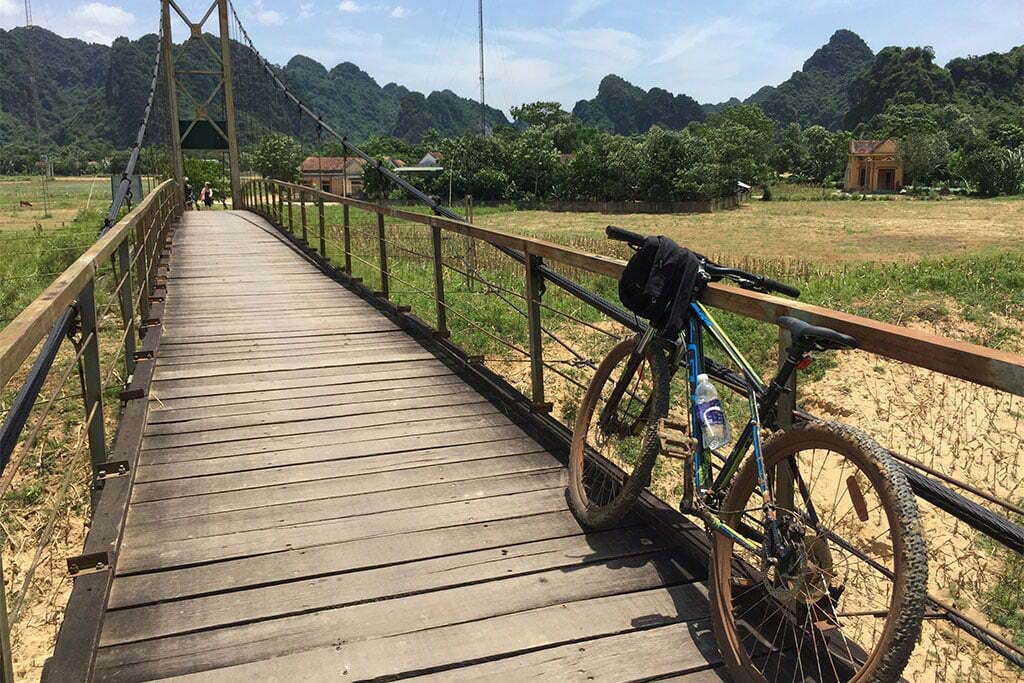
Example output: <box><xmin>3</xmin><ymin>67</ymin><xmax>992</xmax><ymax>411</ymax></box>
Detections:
<box><xmin>699</xmin><ymin>401</ymin><xmax>726</xmax><ymax>426</ymax></box>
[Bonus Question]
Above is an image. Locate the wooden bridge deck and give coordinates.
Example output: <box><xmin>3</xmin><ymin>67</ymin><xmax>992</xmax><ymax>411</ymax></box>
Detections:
<box><xmin>87</xmin><ymin>211</ymin><xmax>727</xmax><ymax>682</ymax></box>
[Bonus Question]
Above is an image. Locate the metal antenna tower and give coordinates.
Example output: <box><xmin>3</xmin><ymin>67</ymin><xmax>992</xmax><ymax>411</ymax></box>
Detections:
<box><xmin>24</xmin><ymin>0</ymin><xmax>31</xmax><ymax>26</ymax></box>
<box><xmin>478</xmin><ymin>0</ymin><xmax>485</xmax><ymax>136</ymax></box>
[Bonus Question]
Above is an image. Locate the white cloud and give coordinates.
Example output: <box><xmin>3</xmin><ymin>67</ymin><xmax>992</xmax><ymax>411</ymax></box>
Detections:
<box><xmin>72</xmin><ymin>2</ymin><xmax>134</xmax><ymax>28</ymax></box>
<box><xmin>256</xmin><ymin>8</ymin><xmax>284</xmax><ymax>25</ymax></box>
<box><xmin>338</xmin><ymin>0</ymin><xmax>363</xmax><ymax>12</ymax></box>
<box><xmin>389</xmin><ymin>6</ymin><xmax>407</xmax><ymax>18</ymax></box>
<box><xmin>299</xmin><ymin>2</ymin><xmax>314</xmax><ymax>19</ymax></box>
<box><xmin>0</xmin><ymin>0</ymin><xmax>19</xmax><ymax>17</ymax></box>
<box><xmin>565</xmin><ymin>0</ymin><xmax>609</xmax><ymax>23</ymax></box>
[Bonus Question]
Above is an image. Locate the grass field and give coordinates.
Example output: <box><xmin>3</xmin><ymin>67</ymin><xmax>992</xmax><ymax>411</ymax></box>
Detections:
<box><xmin>475</xmin><ymin>196</ymin><xmax>1024</xmax><ymax>263</ymax></box>
<box><xmin>0</xmin><ymin>176</ymin><xmax>105</xmax><ymax>232</ymax></box>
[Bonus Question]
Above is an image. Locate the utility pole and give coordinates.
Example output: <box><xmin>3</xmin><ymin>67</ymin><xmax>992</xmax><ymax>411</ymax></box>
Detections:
<box><xmin>478</xmin><ymin>0</ymin><xmax>486</xmax><ymax>136</ymax></box>
<box><xmin>23</xmin><ymin>0</ymin><xmax>31</xmax><ymax>26</ymax></box>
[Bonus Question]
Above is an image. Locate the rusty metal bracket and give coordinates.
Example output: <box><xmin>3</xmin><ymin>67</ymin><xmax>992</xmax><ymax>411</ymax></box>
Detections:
<box><xmin>133</xmin><ymin>350</ymin><xmax>154</xmax><ymax>361</ymax></box>
<box><xmin>67</xmin><ymin>552</ymin><xmax>111</xmax><ymax>577</ymax></box>
<box><xmin>94</xmin><ymin>460</ymin><xmax>130</xmax><ymax>484</ymax></box>
<box><xmin>529</xmin><ymin>402</ymin><xmax>554</xmax><ymax>414</ymax></box>
<box><xmin>119</xmin><ymin>388</ymin><xmax>147</xmax><ymax>401</ymax></box>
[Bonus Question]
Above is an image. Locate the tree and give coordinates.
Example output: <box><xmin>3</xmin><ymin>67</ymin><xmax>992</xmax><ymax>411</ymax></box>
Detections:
<box><xmin>900</xmin><ymin>132</ymin><xmax>950</xmax><ymax>185</ymax></box>
<box><xmin>510</xmin><ymin>102</ymin><xmax>571</xmax><ymax>129</ymax></box>
<box><xmin>803</xmin><ymin>125</ymin><xmax>844</xmax><ymax>181</ymax></box>
<box><xmin>251</xmin><ymin>134</ymin><xmax>303</xmax><ymax>181</ymax></box>
<box><xmin>777</xmin><ymin>122</ymin><xmax>808</xmax><ymax>174</ymax></box>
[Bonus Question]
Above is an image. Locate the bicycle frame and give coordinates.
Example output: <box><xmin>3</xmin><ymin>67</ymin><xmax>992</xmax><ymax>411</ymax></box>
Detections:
<box><xmin>665</xmin><ymin>301</ymin><xmax>799</xmax><ymax>552</ymax></box>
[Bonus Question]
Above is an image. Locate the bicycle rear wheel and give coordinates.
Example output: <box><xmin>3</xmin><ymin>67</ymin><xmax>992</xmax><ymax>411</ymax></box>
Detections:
<box><xmin>567</xmin><ymin>336</ymin><xmax>670</xmax><ymax>529</ymax></box>
<box><xmin>709</xmin><ymin>421</ymin><xmax>927</xmax><ymax>683</ymax></box>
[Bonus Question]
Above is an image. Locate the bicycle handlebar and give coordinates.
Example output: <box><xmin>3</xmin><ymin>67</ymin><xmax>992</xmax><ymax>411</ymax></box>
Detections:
<box><xmin>606</xmin><ymin>225</ymin><xmax>645</xmax><ymax>247</ymax></box>
<box><xmin>606</xmin><ymin>226</ymin><xmax>800</xmax><ymax>298</ymax></box>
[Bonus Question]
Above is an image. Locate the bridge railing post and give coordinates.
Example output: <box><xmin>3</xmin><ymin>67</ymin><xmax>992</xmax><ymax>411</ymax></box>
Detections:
<box><xmin>317</xmin><ymin>197</ymin><xmax>326</xmax><ymax>258</ymax></box>
<box><xmin>0</xmin><ymin>552</ymin><xmax>13</xmax><ymax>683</ymax></box>
<box><xmin>525</xmin><ymin>252</ymin><xmax>548</xmax><ymax>411</ymax></box>
<box><xmin>76</xmin><ymin>279</ymin><xmax>106</xmax><ymax>509</ymax></box>
<box><xmin>286</xmin><ymin>187</ymin><xmax>294</xmax><ymax>233</ymax></box>
<box><xmin>431</xmin><ymin>225</ymin><xmax>448</xmax><ymax>338</ymax></box>
<box><xmin>275</xmin><ymin>183</ymin><xmax>282</xmax><ymax>225</ymax></box>
<box><xmin>376</xmin><ymin>209</ymin><xmax>389</xmax><ymax>299</ymax></box>
<box><xmin>116</xmin><ymin>240</ymin><xmax>136</xmax><ymax>377</ymax></box>
<box><xmin>342</xmin><ymin>204</ymin><xmax>352</xmax><ymax>274</ymax></box>
<box><xmin>300</xmin><ymin>190</ymin><xmax>308</xmax><ymax>243</ymax></box>
<box><xmin>135</xmin><ymin>212</ymin><xmax>151</xmax><ymax>328</ymax></box>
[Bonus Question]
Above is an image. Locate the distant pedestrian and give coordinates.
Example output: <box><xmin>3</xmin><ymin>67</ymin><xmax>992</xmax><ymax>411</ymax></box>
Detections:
<box><xmin>183</xmin><ymin>177</ymin><xmax>195</xmax><ymax>210</ymax></box>
<box><xmin>201</xmin><ymin>182</ymin><xmax>214</xmax><ymax>209</ymax></box>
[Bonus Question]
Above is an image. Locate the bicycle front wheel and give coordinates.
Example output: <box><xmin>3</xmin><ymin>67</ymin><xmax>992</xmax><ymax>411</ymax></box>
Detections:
<box><xmin>568</xmin><ymin>336</ymin><xmax>670</xmax><ymax>529</ymax></box>
<box><xmin>709</xmin><ymin>421</ymin><xmax>927</xmax><ymax>683</ymax></box>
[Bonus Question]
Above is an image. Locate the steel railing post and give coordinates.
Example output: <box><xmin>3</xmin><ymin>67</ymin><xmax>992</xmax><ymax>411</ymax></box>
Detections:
<box><xmin>286</xmin><ymin>187</ymin><xmax>294</xmax><ymax>232</ymax></box>
<box><xmin>525</xmin><ymin>252</ymin><xmax>547</xmax><ymax>409</ymax></box>
<box><xmin>116</xmin><ymin>239</ymin><xmax>136</xmax><ymax>376</ymax></box>
<box><xmin>317</xmin><ymin>197</ymin><xmax>326</xmax><ymax>257</ymax></box>
<box><xmin>135</xmin><ymin>213</ymin><xmax>151</xmax><ymax>327</ymax></box>
<box><xmin>300</xmin><ymin>190</ymin><xmax>308</xmax><ymax>243</ymax></box>
<box><xmin>376</xmin><ymin>210</ymin><xmax>389</xmax><ymax>298</ymax></box>
<box><xmin>342</xmin><ymin>204</ymin><xmax>352</xmax><ymax>274</ymax></box>
<box><xmin>76</xmin><ymin>279</ymin><xmax>106</xmax><ymax>506</ymax></box>
<box><xmin>431</xmin><ymin>225</ymin><xmax>448</xmax><ymax>337</ymax></box>
<box><xmin>0</xmin><ymin>553</ymin><xmax>13</xmax><ymax>683</ymax></box>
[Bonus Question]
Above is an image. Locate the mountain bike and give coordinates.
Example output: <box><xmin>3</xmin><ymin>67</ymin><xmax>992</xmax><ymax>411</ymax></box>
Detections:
<box><xmin>567</xmin><ymin>226</ymin><xmax>927</xmax><ymax>683</ymax></box>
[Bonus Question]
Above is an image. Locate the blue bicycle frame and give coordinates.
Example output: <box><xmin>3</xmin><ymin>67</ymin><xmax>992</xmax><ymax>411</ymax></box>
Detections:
<box><xmin>677</xmin><ymin>301</ymin><xmax>780</xmax><ymax>551</ymax></box>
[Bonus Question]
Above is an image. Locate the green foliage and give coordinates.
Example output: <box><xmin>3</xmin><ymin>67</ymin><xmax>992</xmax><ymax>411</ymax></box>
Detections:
<box><xmin>251</xmin><ymin>134</ymin><xmax>303</xmax><ymax>181</ymax></box>
<box><xmin>511</xmin><ymin>102</ymin><xmax>572</xmax><ymax>129</ymax></box>
<box><xmin>183</xmin><ymin>157</ymin><xmax>229</xmax><ymax>198</ymax></box>
<box><xmin>900</xmin><ymin>132</ymin><xmax>951</xmax><ymax>185</ymax></box>
<box><xmin>572</xmin><ymin>75</ymin><xmax>705</xmax><ymax>134</ymax></box>
<box><xmin>845</xmin><ymin>46</ymin><xmax>955</xmax><ymax>128</ymax></box>
<box><xmin>753</xmin><ymin>29</ymin><xmax>875</xmax><ymax>131</ymax></box>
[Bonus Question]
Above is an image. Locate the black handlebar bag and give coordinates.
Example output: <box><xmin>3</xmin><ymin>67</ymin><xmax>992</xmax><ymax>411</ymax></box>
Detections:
<box><xmin>618</xmin><ymin>235</ymin><xmax>704</xmax><ymax>340</ymax></box>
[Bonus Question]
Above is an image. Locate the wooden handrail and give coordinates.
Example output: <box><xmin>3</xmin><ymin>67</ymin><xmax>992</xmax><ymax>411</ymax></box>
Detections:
<box><xmin>0</xmin><ymin>179</ymin><xmax>177</xmax><ymax>388</ymax></box>
<box><xmin>267</xmin><ymin>179</ymin><xmax>1024</xmax><ymax>397</ymax></box>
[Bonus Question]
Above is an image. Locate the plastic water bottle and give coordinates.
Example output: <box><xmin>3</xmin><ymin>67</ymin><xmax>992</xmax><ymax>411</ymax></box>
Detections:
<box><xmin>695</xmin><ymin>374</ymin><xmax>731</xmax><ymax>449</ymax></box>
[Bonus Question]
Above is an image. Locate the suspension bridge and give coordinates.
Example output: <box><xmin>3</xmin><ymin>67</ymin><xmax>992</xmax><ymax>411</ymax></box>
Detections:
<box><xmin>0</xmin><ymin>2</ymin><xmax>1023</xmax><ymax>681</ymax></box>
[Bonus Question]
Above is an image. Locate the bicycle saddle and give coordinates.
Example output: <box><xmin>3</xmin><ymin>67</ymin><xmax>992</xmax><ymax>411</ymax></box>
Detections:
<box><xmin>778</xmin><ymin>316</ymin><xmax>858</xmax><ymax>351</ymax></box>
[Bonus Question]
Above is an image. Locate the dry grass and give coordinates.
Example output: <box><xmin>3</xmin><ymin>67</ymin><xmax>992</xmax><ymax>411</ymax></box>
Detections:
<box><xmin>475</xmin><ymin>197</ymin><xmax>1024</xmax><ymax>263</ymax></box>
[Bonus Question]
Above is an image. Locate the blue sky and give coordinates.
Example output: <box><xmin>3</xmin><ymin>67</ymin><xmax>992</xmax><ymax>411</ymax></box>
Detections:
<box><xmin>2</xmin><ymin>0</ymin><xmax>1022</xmax><ymax>112</ymax></box>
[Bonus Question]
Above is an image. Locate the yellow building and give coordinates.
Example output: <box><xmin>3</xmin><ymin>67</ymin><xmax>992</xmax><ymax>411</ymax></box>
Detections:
<box><xmin>844</xmin><ymin>139</ymin><xmax>904</xmax><ymax>193</ymax></box>
<box><xmin>299</xmin><ymin>156</ymin><xmax>366</xmax><ymax>196</ymax></box>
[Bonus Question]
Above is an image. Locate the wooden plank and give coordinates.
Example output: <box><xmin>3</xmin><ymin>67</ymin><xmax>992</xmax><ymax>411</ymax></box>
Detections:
<box><xmin>94</xmin><ymin>553</ymin><xmax>698</xmax><ymax>681</ymax></box>
<box><xmin>108</xmin><ymin>510</ymin><xmax>594</xmax><ymax>608</ymax></box>
<box><xmin>146</xmin><ymin>377</ymin><xmax>468</xmax><ymax>424</ymax></box>
<box><xmin>152</xmin><ymin>338</ymin><xmax>426</xmax><ymax>369</ymax></box>
<box><xmin>143</xmin><ymin>387</ymin><xmax>483</xmax><ymax>437</ymax></box>
<box><xmin>140</xmin><ymin>400</ymin><xmax>497</xmax><ymax>451</ymax></box>
<box><xmin>140</xmin><ymin>412</ymin><xmax>518</xmax><ymax>465</ymax></box>
<box><xmin>102</xmin><ymin>527</ymin><xmax>670</xmax><ymax>646</ymax></box>
<box><xmin>136</xmin><ymin>425</ymin><xmax>535</xmax><ymax>482</ymax></box>
<box><xmin>129</xmin><ymin>447</ymin><xmax>555</xmax><ymax>507</ymax></box>
<box><xmin>399</xmin><ymin>622</ymin><xmax>722</xmax><ymax>683</ymax></box>
<box><xmin>150</xmin><ymin>359</ymin><xmax>452</xmax><ymax>397</ymax></box>
<box><xmin>158</xmin><ymin>322</ymin><xmax>401</xmax><ymax>346</ymax></box>
<box><xmin>153</xmin><ymin>585</ymin><xmax>711</xmax><ymax>683</ymax></box>
<box><xmin>117</xmin><ymin>484</ymin><xmax>568</xmax><ymax>573</ymax></box>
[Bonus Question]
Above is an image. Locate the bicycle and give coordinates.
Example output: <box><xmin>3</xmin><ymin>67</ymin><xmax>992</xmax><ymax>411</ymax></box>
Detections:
<box><xmin>567</xmin><ymin>226</ymin><xmax>927</xmax><ymax>683</ymax></box>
